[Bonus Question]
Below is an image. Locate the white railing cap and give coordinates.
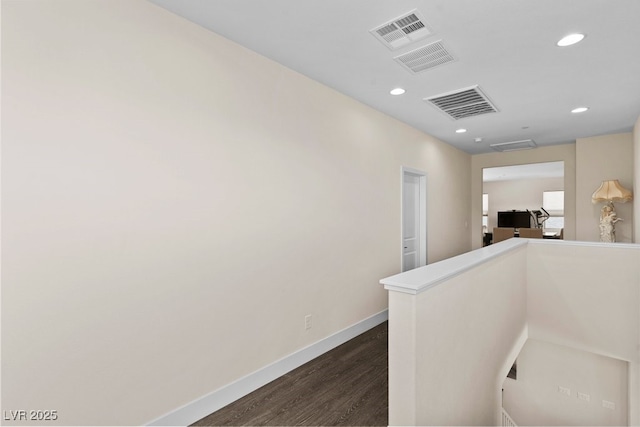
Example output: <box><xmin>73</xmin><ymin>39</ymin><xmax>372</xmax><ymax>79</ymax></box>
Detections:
<box><xmin>380</xmin><ymin>239</ymin><xmax>527</xmax><ymax>295</ymax></box>
<box><xmin>381</xmin><ymin>238</ymin><xmax>640</xmax><ymax>295</ymax></box>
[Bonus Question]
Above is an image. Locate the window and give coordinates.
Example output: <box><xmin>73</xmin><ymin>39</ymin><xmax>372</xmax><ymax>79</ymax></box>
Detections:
<box><xmin>482</xmin><ymin>193</ymin><xmax>489</xmax><ymax>231</ymax></box>
<box><xmin>543</xmin><ymin>190</ymin><xmax>564</xmax><ymax>229</ymax></box>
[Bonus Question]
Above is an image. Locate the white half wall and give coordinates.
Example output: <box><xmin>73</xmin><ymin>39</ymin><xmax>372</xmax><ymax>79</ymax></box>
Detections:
<box><xmin>414</xmin><ymin>248</ymin><xmax>528</xmax><ymax>426</ymax></box>
<box><xmin>382</xmin><ymin>239</ymin><xmax>640</xmax><ymax>426</ymax></box>
<box><xmin>1</xmin><ymin>0</ymin><xmax>471</xmax><ymax>424</ymax></box>
<box><xmin>383</xmin><ymin>240</ymin><xmax>529</xmax><ymax>425</ymax></box>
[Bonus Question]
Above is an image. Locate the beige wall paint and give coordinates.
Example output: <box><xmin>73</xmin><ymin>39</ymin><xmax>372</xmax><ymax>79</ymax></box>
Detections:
<box><xmin>576</xmin><ymin>133</ymin><xmax>634</xmax><ymax>242</ymax></box>
<box><xmin>1</xmin><ymin>1</ymin><xmax>471</xmax><ymax>424</ymax></box>
<box><xmin>411</xmin><ymin>247</ymin><xmax>528</xmax><ymax>425</ymax></box>
<box><xmin>471</xmin><ymin>144</ymin><xmax>577</xmax><ymax>248</ymax></box>
<box><xmin>526</xmin><ymin>243</ymin><xmax>639</xmax><ymax>363</ymax></box>
<box><xmin>503</xmin><ymin>339</ymin><xmax>628</xmax><ymax>426</ymax></box>
<box><xmin>526</xmin><ymin>242</ymin><xmax>640</xmax><ymax>425</ymax></box>
<box><xmin>483</xmin><ymin>177</ymin><xmax>564</xmax><ymax>230</ymax></box>
<box><xmin>634</xmin><ymin>116</ymin><xmax>640</xmax><ymax>242</ymax></box>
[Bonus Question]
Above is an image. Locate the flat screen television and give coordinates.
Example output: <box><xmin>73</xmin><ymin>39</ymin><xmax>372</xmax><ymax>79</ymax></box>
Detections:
<box><xmin>497</xmin><ymin>211</ymin><xmax>531</xmax><ymax>229</ymax></box>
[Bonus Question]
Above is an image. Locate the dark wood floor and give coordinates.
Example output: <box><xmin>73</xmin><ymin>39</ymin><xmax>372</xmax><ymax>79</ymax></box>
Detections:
<box><xmin>192</xmin><ymin>321</ymin><xmax>388</xmax><ymax>426</ymax></box>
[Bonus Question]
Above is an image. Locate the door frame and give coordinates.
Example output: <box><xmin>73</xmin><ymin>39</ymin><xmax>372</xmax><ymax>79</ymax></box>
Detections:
<box><xmin>401</xmin><ymin>167</ymin><xmax>427</xmax><ymax>271</ymax></box>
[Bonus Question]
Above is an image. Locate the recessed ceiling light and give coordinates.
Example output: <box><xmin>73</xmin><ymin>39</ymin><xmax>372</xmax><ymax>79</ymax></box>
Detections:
<box><xmin>557</xmin><ymin>33</ymin><xmax>585</xmax><ymax>47</ymax></box>
<box><xmin>455</xmin><ymin>128</ymin><xmax>467</xmax><ymax>133</ymax></box>
<box><xmin>571</xmin><ymin>107</ymin><xmax>589</xmax><ymax>113</ymax></box>
<box><xmin>390</xmin><ymin>88</ymin><xmax>406</xmax><ymax>95</ymax></box>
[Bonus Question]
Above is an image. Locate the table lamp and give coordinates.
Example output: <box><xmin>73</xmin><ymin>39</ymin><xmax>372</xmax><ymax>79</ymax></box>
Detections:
<box><xmin>591</xmin><ymin>179</ymin><xmax>633</xmax><ymax>242</ymax></box>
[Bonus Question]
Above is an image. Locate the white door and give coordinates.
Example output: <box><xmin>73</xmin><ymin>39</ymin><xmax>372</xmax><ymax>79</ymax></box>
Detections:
<box><xmin>402</xmin><ymin>168</ymin><xmax>427</xmax><ymax>272</ymax></box>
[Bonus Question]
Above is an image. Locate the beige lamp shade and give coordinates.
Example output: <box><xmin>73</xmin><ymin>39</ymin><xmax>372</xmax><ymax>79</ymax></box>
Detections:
<box><xmin>591</xmin><ymin>180</ymin><xmax>633</xmax><ymax>204</ymax></box>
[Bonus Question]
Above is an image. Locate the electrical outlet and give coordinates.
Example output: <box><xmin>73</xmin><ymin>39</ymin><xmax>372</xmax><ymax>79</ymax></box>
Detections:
<box><xmin>577</xmin><ymin>392</ymin><xmax>590</xmax><ymax>402</ymax></box>
<box><xmin>305</xmin><ymin>315</ymin><xmax>312</xmax><ymax>330</ymax></box>
<box><xmin>558</xmin><ymin>386</ymin><xmax>571</xmax><ymax>396</ymax></box>
<box><xmin>602</xmin><ymin>400</ymin><xmax>615</xmax><ymax>410</ymax></box>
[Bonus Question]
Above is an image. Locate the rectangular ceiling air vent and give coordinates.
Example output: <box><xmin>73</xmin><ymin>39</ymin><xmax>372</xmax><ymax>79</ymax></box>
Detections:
<box><xmin>370</xmin><ymin>10</ymin><xmax>433</xmax><ymax>50</ymax></box>
<box><xmin>490</xmin><ymin>139</ymin><xmax>537</xmax><ymax>152</ymax></box>
<box><xmin>424</xmin><ymin>85</ymin><xmax>498</xmax><ymax>120</ymax></box>
<box><xmin>394</xmin><ymin>40</ymin><xmax>455</xmax><ymax>73</ymax></box>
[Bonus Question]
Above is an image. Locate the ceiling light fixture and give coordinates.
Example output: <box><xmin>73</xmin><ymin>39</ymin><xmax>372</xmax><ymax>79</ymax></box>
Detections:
<box><xmin>390</xmin><ymin>88</ymin><xmax>406</xmax><ymax>95</ymax></box>
<box><xmin>571</xmin><ymin>107</ymin><xmax>589</xmax><ymax>113</ymax></box>
<box><xmin>557</xmin><ymin>33</ymin><xmax>585</xmax><ymax>47</ymax></box>
<box><xmin>455</xmin><ymin>128</ymin><xmax>467</xmax><ymax>133</ymax></box>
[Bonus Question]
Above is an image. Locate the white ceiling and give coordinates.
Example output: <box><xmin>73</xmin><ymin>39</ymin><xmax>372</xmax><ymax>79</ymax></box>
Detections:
<box><xmin>149</xmin><ymin>0</ymin><xmax>640</xmax><ymax>155</ymax></box>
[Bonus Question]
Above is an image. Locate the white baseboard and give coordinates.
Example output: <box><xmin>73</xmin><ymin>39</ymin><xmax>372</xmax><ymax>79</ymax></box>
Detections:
<box><xmin>146</xmin><ymin>309</ymin><xmax>388</xmax><ymax>426</ymax></box>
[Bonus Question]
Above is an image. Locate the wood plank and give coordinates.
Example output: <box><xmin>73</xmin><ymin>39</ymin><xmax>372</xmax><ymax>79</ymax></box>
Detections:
<box><xmin>192</xmin><ymin>321</ymin><xmax>388</xmax><ymax>426</ymax></box>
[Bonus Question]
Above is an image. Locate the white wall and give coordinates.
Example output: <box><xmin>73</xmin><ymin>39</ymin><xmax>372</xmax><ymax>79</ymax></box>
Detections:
<box><xmin>1</xmin><ymin>1</ymin><xmax>471</xmax><ymax>425</ymax></box>
<box><xmin>576</xmin><ymin>133</ymin><xmax>634</xmax><ymax>242</ymax></box>
<box><xmin>471</xmin><ymin>145</ymin><xmax>577</xmax><ymax>248</ymax></box>
<box><xmin>503</xmin><ymin>339</ymin><xmax>628</xmax><ymax>426</ymax></box>
<box><xmin>483</xmin><ymin>177</ymin><xmax>564</xmax><ymax>230</ymax></box>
